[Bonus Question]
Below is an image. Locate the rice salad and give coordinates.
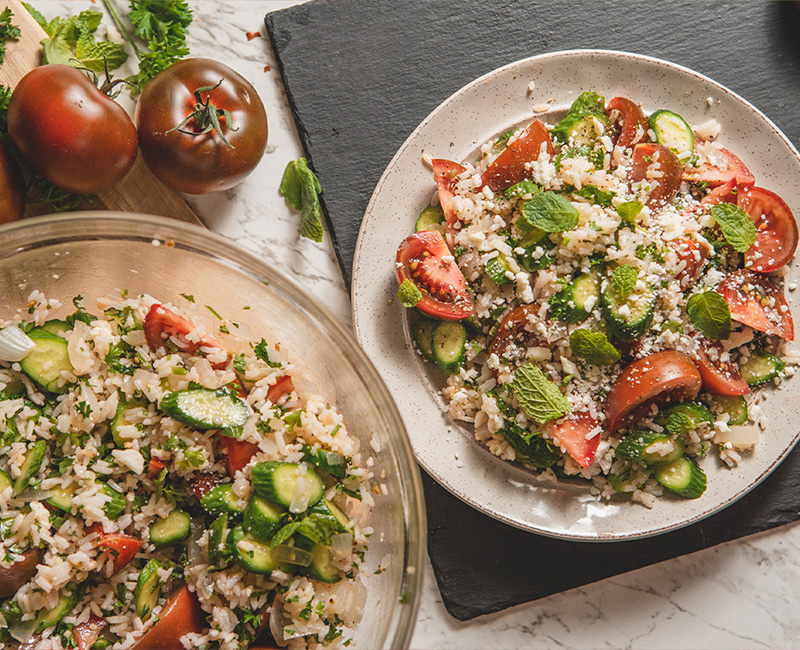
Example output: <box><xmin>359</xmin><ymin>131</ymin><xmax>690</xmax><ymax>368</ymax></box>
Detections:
<box><xmin>395</xmin><ymin>90</ymin><xmax>798</xmax><ymax>506</ymax></box>
<box><xmin>0</xmin><ymin>290</ymin><xmax>372</xmax><ymax>649</ymax></box>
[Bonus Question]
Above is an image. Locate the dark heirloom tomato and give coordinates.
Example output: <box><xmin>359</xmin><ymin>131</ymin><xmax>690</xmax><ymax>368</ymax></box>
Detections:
<box><xmin>432</xmin><ymin>158</ymin><xmax>466</xmax><ymax>235</ymax></box>
<box><xmin>629</xmin><ymin>143</ymin><xmax>682</xmax><ymax>209</ymax></box>
<box><xmin>717</xmin><ymin>269</ymin><xmax>794</xmax><ymax>340</ymax></box>
<box><xmin>131</xmin><ymin>583</ymin><xmax>205</xmax><ymax>649</ymax></box>
<box><xmin>7</xmin><ymin>65</ymin><xmax>138</xmax><ymax>194</ymax></box>
<box><xmin>669</xmin><ymin>238</ymin><xmax>708</xmax><ymax>288</ymax></box>
<box><xmin>396</xmin><ymin>231</ymin><xmax>474</xmax><ymax>320</ymax></box>
<box><xmin>489</xmin><ymin>304</ymin><xmax>544</xmax><ymax>362</ymax></box>
<box><xmin>136</xmin><ymin>58</ymin><xmax>268</xmax><ymax>194</ymax></box>
<box><xmin>737</xmin><ymin>186</ymin><xmax>798</xmax><ymax>273</ymax></box>
<box><xmin>692</xmin><ymin>337</ymin><xmax>749</xmax><ymax>396</ymax></box>
<box><xmin>73</xmin><ymin>614</ymin><xmax>107</xmax><ymax>650</ymax></box>
<box><xmin>605</xmin><ymin>350</ymin><xmax>702</xmax><ymax>433</ymax></box>
<box><xmin>480</xmin><ymin>119</ymin><xmax>553</xmax><ymax>192</ymax></box>
<box><xmin>606</xmin><ymin>96</ymin><xmax>649</xmax><ymax>148</ymax></box>
<box><xmin>546</xmin><ymin>411</ymin><xmax>601</xmax><ymax>468</ymax></box>
<box><xmin>0</xmin><ymin>142</ymin><xmax>25</xmax><ymax>223</ymax></box>
<box><xmin>683</xmin><ymin>147</ymin><xmax>755</xmax><ymax>187</ymax></box>
<box><xmin>0</xmin><ymin>548</ymin><xmax>40</xmax><ymax>598</ymax></box>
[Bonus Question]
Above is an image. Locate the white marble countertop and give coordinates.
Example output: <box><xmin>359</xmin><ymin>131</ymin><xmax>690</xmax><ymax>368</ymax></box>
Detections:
<box><xmin>31</xmin><ymin>1</ymin><xmax>800</xmax><ymax>648</ymax></box>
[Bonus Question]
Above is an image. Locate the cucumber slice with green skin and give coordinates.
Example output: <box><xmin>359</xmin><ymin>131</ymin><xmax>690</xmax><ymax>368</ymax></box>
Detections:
<box><xmin>231</xmin><ymin>524</ymin><xmax>287</xmax><ymax>575</ymax></box>
<box><xmin>0</xmin><ymin>469</ymin><xmax>11</xmax><ymax>493</ymax></box>
<box><xmin>550</xmin><ymin>272</ymin><xmax>600</xmax><ymax>324</ymax></box>
<box><xmin>607</xmin><ymin>467</ymin><xmax>643</xmax><ymax>494</ymax></box>
<box><xmin>415</xmin><ymin>206</ymin><xmax>446</xmax><ymax>234</ymax></box>
<box><xmin>655</xmin><ymin>402</ymin><xmax>714</xmax><ymax>429</ymax></box>
<box><xmin>431</xmin><ymin>321</ymin><xmax>467</xmax><ymax>375</ymax></box>
<box><xmin>111</xmin><ymin>398</ymin><xmax>147</xmax><ymax>447</ymax></box>
<box><xmin>648</xmin><ymin>109</ymin><xmax>694</xmax><ymax>164</ymax></box>
<box><xmin>36</xmin><ymin>592</ymin><xmax>74</xmax><ymax>631</ymax></box>
<box><xmin>46</xmin><ymin>481</ymin><xmax>75</xmax><ymax>512</ymax></box>
<box><xmin>150</xmin><ymin>509</ymin><xmax>191</xmax><ymax>547</ymax></box>
<box><xmin>411</xmin><ymin>319</ymin><xmax>436</xmax><ymax>363</ymax></box>
<box><xmin>295</xmin><ymin>535</ymin><xmax>342</xmax><ymax>583</ymax></box>
<box><xmin>714</xmin><ymin>395</ymin><xmax>749</xmax><ymax>426</ymax></box>
<box><xmin>298</xmin><ymin>498</ymin><xmax>351</xmax><ymax>545</ymax></box>
<box><xmin>555</xmin><ymin>113</ymin><xmax>606</xmax><ymax>148</ymax></box>
<box><xmin>208</xmin><ymin>513</ymin><xmax>231</xmax><ymax>566</ymax></box>
<box><xmin>616</xmin><ymin>431</ymin><xmax>685</xmax><ymax>465</ymax></box>
<box><xmin>19</xmin><ymin>328</ymin><xmax>74</xmax><ymax>393</ymax></box>
<box><xmin>601</xmin><ymin>282</ymin><xmax>656</xmax><ymax>341</ymax></box>
<box><xmin>40</xmin><ymin>319</ymin><xmax>69</xmax><ymax>338</ymax></box>
<box><xmin>251</xmin><ymin>462</ymin><xmax>324</xmax><ymax>511</ymax></box>
<box><xmin>740</xmin><ymin>351</ymin><xmax>785</xmax><ymax>386</ymax></box>
<box><xmin>200</xmin><ymin>483</ymin><xmax>244</xmax><ymax>515</ymax></box>
<box><xmin>243</xmin><ymin>496</ymin><xmax>285</xmax><ymax>542</ymax></box>
<box><xmin>160</xmin><ymin>388</ymin><xmax>250</xmax><ymax>431</ymax></box>
<box><xmin>101</xmin><ymin>483</ymin><xmax>126</xmax><ymax>520</ymax></box>
<box><xmin>654</xmin><ymin>456</ymin><xmax>707</xmax><ymax>499</ymax></box>
<box><xmin>485</xmin><ymin>255</ymin><xmax>514</xmax><ymax>286</ymax></box>
<box><xmin>13</xmin><ymin>439</ymin><xmax>46</xmax><ymax>496</ymax></box>
<box><xmin>134</xmin><ymin>558</ymin><xmax>163</xmax><ymax>620</ymax></box>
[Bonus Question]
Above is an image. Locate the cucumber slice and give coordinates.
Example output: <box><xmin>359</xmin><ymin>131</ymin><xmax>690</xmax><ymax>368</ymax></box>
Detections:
<box><xmin>298</xmin><ymin>498</ymin><xmax>351</xmax><ymax>545</ymax></box>
<box><xmin>740</xmin><ymin>351</ymin><xmax>785</xmax><ymax>386</ymax></box>
<box><xmin>160</xmin><ymin>388</ymin><xmax>250</xmax><ymax>430</ymax></box>
<box><xmin>615</xmin><ymin>431</ymin><xmax>685</xmax><ymax>465</ymax></box>
<box><xmin>607</xmin><ymin>467</ymin><xmax>643</xmax><ymax>494</ymax></box>
<box><xmin>150</xmin><ymin>509</ymin><xmax>191</xmax><ymax>547</ymax></box>
<box><xmin>231</xmin><ymin>524</ymin><xmax>287</xmax><ymax>575</ymax></box>
<box><xmin>36</xmin><ymin>592</ymin><xmax>74</xmax><ymax>631</ymax></box>
<box><xmin>415</xmin><ymin>206</ymin><xmax>446</xmax><ymax>234</ymax></box>
<box><xmin>208</xmin><ymin>513</ymin><xmax>231</xmax><ymax>566</ymax></box>
<box><xmin>0</xmin><ymin>469</ymin><xmax>11</xmax><ymax>493</ymax></box>
<box><xmin>46</xmin><ymin>481</ymin><xmax>75</xmax><ymax>512</ymax></box>
<box><xmin>295</xmin><ymin>535</ymin><xmax>342</xmax><ymax>583</ymax></box>
<box><xmin>101</xmin><ymin>483</ymin><xmax>126</xmax><ymax>520</ymax></box>
<box><xmin>485</xmin><ymin>255</ymin><xmax>513</xmax><ymax>285</ymax></box>
<box><xmin>654</xmin><ymin>456</ymin><xmax>707</xmax><ymax>499</ymax></box>
<box><xmin>554</xmin><ymin>113</ymin><xmax>605</xmax><ymax>148</ymax></box>
<box><xmin>40</xmin><ymin>319</ymin><xmax>69</xmax><ymax>338</ymax></box>
<box><xmin>550</xmin><ymin>272</ymin><xmax>600</xmax><ymax>324</ymax></box>
<box><xmin>411</xmin><ymin>319</ymin><xmax>436</xmax><ymax>363</ymax></box>
<box><xmin>200</xmin><ymin>483</ymin><xmax>244</xmax><ymax>515</ymax></box>
<box><xmin>243</xmin><ymin>496</ymin><xmax>285</xmax><ymax>542</ymax></box>
<box><xmin>251</xmin><ymin>462</ymin><xmax>324</xmax><ymax>511</ymax></box>
<box><xmin>649</xmin><ymin>109</ymin><xmax>694</xmax><ymax>164</ymax></box>
<box><xmin>714</xmin><ymin>395</ymin><xmax>748</xmax><ymax>426</ymax></box>
<box><xmin>13</xmin><ymin>439</ymin><xmax>46</xmax><ymax>496</ymax></box>
<box><xmin>19</xmin><ymin>328</ymin><xmax>74</xmax><ymax>393</ymax></box>
<box><xmin>601</xmin><ymin>281</ymin><xmax>656</xmax><ymax>341</ymax></box>
<box><xmin>134</xmin><ymin>558</ymin><xmax>163</xmax><ymax>620</ymax></box>
<box><xmin>431</xmin><ymin>321</ymin><xmax>467</xmax><ymax>375</ymax></box>
<box><xmin>111</xmin><ymin>398</ymin><xmax>147</xmax><ymax>447</ymax></box>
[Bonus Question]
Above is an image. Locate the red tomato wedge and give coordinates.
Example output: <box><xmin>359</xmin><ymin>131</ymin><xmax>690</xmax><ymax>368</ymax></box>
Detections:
<box><xmin>432</xmin><ymin>158</ymin><xmax>466</xmax><ymax>234</ymax></box>
<box><xmin>396</xmin><ymin>231</ymin><xmax>474</xmax><ymax>320</ymax></box>
<box><xmin>668</xmin><ymin>238</ymin><xmax>708</xmax><ymax>288</ymax></box>
<box><xmin>717</xmin><ymin>269</ymin><xmax>794</xmax><ymax>340</ymax></box>
<box><xmin>132</xmin><ymin>583</ymin><xmax>206</xmax><ymax>650</ymax></box>
<box><xmin>488</xmin><ymin>304</ymin><xmax>544</xmax><ymax>369</ymax></box>
<box><xmin>605</xmin><ymin>351</ymin><xmax>702</xmax><ymax>433</ymax></box>
<box><xmin>700</xmin><ymin>178</ymin><xmax>737</xmax><ymax>207</ymax></box>
<box><xmin>98</xmin><ymin>533</ymin><xmax>142</xmax><ymax>574</ymax></box>
<box><xmin>606</xmin><ymin>96</ymin><xmax>649</xmax><ymax>148</ymax></box>
<box><xmin>629</xmin><ymin>143</ymin><xmax>682</xmax><ymax>209</ymax></box>
<box><xmin>683</xmin><ymin>146</ymin><xmax>755</xmax><ymax>187</ymax></box>
<box><xmin>73</xmin><ymin>614</ymin><xmax>107</xmax><ymax>650</ymax></box>
<box><xmin>189</xmin><ymin>472</ymin><xmax>223</xmax><ymax>500</ymax></box>
<box><xmin>737</xmin><ymin>186</ymin><xmax>799</xmax><ymax>273</ymax></box>
<box><xmin>144</xmin><ymin>304</ymin><xmax>228</xmax><ymax>369</ymax></box>
<box><xmin>547</xmin><ymin>412</ymin><xmax>601</xmax><ymax>468</ymax></box>
<box><xmin>147</xmin><ymin>457</ymin><xmax>168</xmax><ymax>480</ymax></box>
<box><xmin>480</xmin><ymin>120</ymin><xmax>553</xmax><ymax>192</ymax></box>
<box><xmin>692</xmin><ymin>337</ymin><xmax>749</xmax><ymax>396</ymax></box>
<box><xmin>267</xmin><ymin>374</ymin><xmax>294</xmax><ymax>405</ymax></box>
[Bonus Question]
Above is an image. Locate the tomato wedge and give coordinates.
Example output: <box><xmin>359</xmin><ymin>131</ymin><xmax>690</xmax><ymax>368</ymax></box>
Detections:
<box><xmin>683</xmin><ymin>146</ymin><xmax>755</xmax><ymax>187</ymax></box>
<box><xmin>629</xmin><ymin>143</ymin><xmax>682</xmax><ymax>209</ymax></box>
<box><xmin>717</xmin><ymin>270</ymin><xmax>794</xmax><ymax>340</ymax></box>
<box><xmin>98</xmin><ymin>533</ymin><xmax>142</xmax><ymax>574</ymax></box>
<box><xmin>147</xmin><ymin>457</ymin><xmax>168</xmax><ymax>480</ymax></box>
<box><xmin>144</xmin><ymin>304</ymin><xmax>228</xmax><ymax>369</ymax></box>
<box><xmin>546</xmin><ymin>412</ymin><xmax>601</xmax><ymax>468</ymax></box>
<box><xmin>700</xmin><ymin>178</ymin><xmax>737</xmax><ymax>207</ymax></box>
<box><xmin>73</xmin><ymin>614</ymin><xmax>107</xmax><ymax>650</ymax></box>
<box><xmin>396</xmin><ymin>231</ymin><xmax>474</xmax><ymax>320</ymax></box>
<box><xmin>692</xmin><ymin>337</ymin><xmax>749</xmax><ymax>396</ymax></box>
<box><xmin>432</xmin><ymin>158</ymin><xmax>466</xmax><ymax>234</ymax></box>
<box><xmin>189</xmin><ymin>472</ymin><xmax>223</xmax><ymax>500</ymax></box>
<box><xmin>606</xmin><ymin>96</ymin><xmax>649</xmax><ymax>148</ymax></box>
<box><xmin>605</xmin><ymin>351</ymin><xmax>702</xmax><ymax>433</ymax></box>
<box><xmin>132</xmin><ymin>583</ymin><xmax>206</xmax><ymax>649</ymax></box>
<box><xmin>737</xmin><ymin>186</ymin><xmax>799</xmax><ymax>273</ymax></box>
<box><xmin>480</xmin><ymin>119</ymin><xmax>553</xmax><ymax>192</ymax></box>
<box><xmin>488</xmin><ymin>304</ymin><xmax>544</xmax><ymax>364</ymax></box>
<box><xmin>0</xmin><ymin>549</ymin><xmax>41</xmax><ymax>598</ymax></box>
<box><xmin>668</xmin><ymin>238</ymin><xmax>708</xmax><ymax>288</ymax></box>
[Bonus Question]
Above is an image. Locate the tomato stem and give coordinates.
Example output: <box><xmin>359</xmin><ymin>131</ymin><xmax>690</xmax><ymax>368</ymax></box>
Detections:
<box><xmin>165</xmin><ymin>81</ymin><xmax>237</xmax><ymax>148</ymax></box>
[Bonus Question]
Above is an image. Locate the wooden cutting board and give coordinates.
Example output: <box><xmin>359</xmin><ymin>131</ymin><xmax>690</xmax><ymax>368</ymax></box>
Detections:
<box><xmin>0</xmin><ymin>0</ymin><xmax>202</xmax><ymax>225</ymax></box>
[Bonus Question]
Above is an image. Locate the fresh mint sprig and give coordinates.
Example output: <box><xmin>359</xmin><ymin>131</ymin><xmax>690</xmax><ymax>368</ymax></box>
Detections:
<box><xmin>510</xmin><ymin>363</ymin><xmax>570</xmax><ymax>425</ymax></box>
<box><xmin>711</xmin><ymin>203</ymin><xmax>757</xmax><ymax>253</ymax></box>
<box><xmin>687</xmin><ymin>290</ymin><xmax>732</xmax><ymax>340</ymax></box>
<box><xmin>521</xmin><ymin>191</ymin><xmax>580</xmax><ymax>233</ymax></box>
<box><xmin>569</xmin><ymin>329</ymin><xmax>621</xmax><ymax>366</ymax></box>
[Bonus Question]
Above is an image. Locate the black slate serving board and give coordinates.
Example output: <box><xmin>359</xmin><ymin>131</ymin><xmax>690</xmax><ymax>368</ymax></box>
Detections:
<box><xmin>265</xmin><ymin>0</ymin><xmax>800</xmax><ymax>620</ymax></box>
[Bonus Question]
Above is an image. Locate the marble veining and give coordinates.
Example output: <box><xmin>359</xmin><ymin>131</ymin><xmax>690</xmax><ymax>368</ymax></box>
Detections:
<box><xmin>31</xmin><ymin>2</ymin><xmax>800</xmax><ymax>648</ymax></box>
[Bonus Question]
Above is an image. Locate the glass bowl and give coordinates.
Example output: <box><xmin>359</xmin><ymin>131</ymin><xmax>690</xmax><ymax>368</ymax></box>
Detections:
<box><xmin>0</xmin><ymin>212</ymin><xmax>425</xmax><ymax>649</ymax></box>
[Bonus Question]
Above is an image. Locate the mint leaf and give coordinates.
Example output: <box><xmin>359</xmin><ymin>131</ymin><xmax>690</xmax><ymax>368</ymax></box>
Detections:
<box><xmin>75</xmin><ymin>28</ymin><xmax>127</xmax><ymax>72</ymax></box>
<box><xmin>611</xmin><ymin>265</ymin><xmax>638</xmax><ymax>300</ymax></box>
<box><xmin>711</xmin><ymin>203</ymin><xmax>757</xmax><ymax>253</ymax></box>
<box><xmin>280</xmin><ymin>158</ymin><xmax>324</xmax><ymax>242</ymax></box>
<box><xmin>397</xmin><ymin>279</ymin><xmax>422</xmax><ymax>308</ymax></box>
<box><xmin>521</xmin><ymin>191</ymin><xmax>580</xmax><ymax>233</ymax></box>
<box><xmin>665</xmin><ymin>411</ymin><xmax>694</xmax><ymax>436</ymax></box>
<box><xmin>687</xmin><ymin>291</ymin><xmax>732</xmax><ymax>340</ymax></box>
<box><xmin>510</xmin><ymin>364</ymin><xmax>570</xmax><ymax>425</ymax></box>
<box><xmin>616</xmin><ymin>200</ymin><xmax>643</xmax><ymax>224</ymax></box>
<box><xmin>270</xmin><ymin>521</ymin><xmax>302</xmax><ymax>548</ymax></box>
<box><xmin>569</xmin><ymin>329</ymin><xmax>621</xmax><ymax>366</ymax></box>
<box><xmin>572</xmin><ymin>185</ymin><xmax>615</xmax><ymax>208</ymax></box>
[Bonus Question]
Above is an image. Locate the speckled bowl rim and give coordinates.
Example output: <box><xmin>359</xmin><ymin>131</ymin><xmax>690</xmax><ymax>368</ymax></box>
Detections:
<box><xmin>352</xmin><ymin>49</ymin><xmax>800</xmax><ymax>541</ymax></box>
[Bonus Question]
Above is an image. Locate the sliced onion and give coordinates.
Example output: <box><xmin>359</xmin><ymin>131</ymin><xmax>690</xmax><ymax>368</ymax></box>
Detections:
<box><xmin>325</xmin><ymin>451</ymin><xmax>345</xmax><ymax>466</ymax></box>
<box><xmin>289</xmin><ymin>472</ymin><xmax>311</xmax><ymax>513</ymax></box>
<box><xmin>269</xmin><ymin>606</ymin><xmax>285</xmax><ymax>645</ymax></box>
<box><xmin>330</xmin><ymin>532</ymin><xmax>353</xmax><ymax>556</ymax></box>
<box><xmin>16</xmin><ymin>488</ymin><xmax>54</xmax><ymax>503</ymax></box>
<box><xmin>9</xmin><ymin>617</ymin><xmax>36</xmax><ymax>642</ymax></box>
<box><xmin>272</xmin><ymin>544</ymin><xmax>313</xmax><ymax>567</ymax></box>
<box><xmin>187</xmin><ymin>518</ymin><xmax>206</xmax><ymax>565</ymax></box>
<box><xmin>0</xmin><ymin>326</ymin><xmax>35</xmax><ymax>362</ymax></box>
<box><xmin>716</xmin><ymin>425</ymin><xmax>760</xmax><ymax>448</ymax></box>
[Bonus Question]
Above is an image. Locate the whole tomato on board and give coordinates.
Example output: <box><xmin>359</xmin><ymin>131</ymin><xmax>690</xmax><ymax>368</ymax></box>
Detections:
<box><xmin>135</xmin><ymin>58</ymin><xmax>268</xmax><ymax>194</ymax></box>
<box><xmin>0</xmin><ymin>142</ymin><xmax>25</xmax><ymax>222</ymax></box>
<box><xmin>7</xmin><ymin>65</ymin><xmax>138</xmax><ymax>194</ymax></box>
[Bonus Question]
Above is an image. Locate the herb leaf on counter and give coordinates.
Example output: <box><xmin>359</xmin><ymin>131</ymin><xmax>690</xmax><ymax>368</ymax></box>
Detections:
<box><xmin>280</xmin><ymin>158</ymin><xmax>324</xmax><ymax>242</ymax></box>
<box><xmin>0</xmin><ymin>8</ymin><xmax>21</xmax><ymax>65</ymax></box>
